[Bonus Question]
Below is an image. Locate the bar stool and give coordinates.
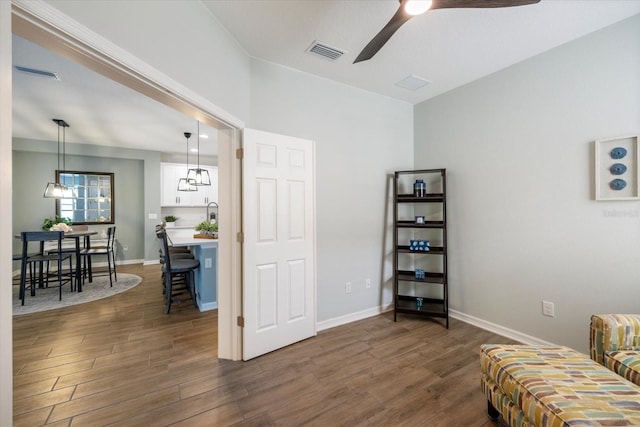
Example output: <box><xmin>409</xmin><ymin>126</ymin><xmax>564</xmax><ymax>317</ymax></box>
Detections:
<box><xmin>156</xmin><ymin>229</ymin><xmax>200</xmax><ymax>314</ymax></box>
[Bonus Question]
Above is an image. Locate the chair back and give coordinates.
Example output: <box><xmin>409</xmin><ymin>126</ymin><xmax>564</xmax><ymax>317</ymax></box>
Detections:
<box><xmin>21</xmin><ymin>231</ymin><xmax>64</xmax><ymax>256</ymax></box>
<box><xmin>106</xmin><ymin>226</ymin><xmax>116</xmax><ymax>250</ymax></box>
<box><xmin>156</xmin><ymin>229</ymin><xmax>172</xmax><ymax>271</ymax></box>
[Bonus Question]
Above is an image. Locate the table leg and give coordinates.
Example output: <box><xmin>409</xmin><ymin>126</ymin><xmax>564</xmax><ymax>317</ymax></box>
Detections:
<box><xmin>75</xmin><ymin>236</ymin><xmax>83</xmax><ymax>292</ymax></box>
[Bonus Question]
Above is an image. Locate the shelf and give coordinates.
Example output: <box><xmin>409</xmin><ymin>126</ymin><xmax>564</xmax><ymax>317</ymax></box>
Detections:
<box><xmin>393</xmin><ymin>169</ymin><xmax>448</xmax><ymax>327</ymax></box>
<box><xmin>396</xmin><ymin>270</ymin><xmax>444</xmax><ymax>284</ymax></box>
<box><xmin>396</xmin><ymin>245</ymin><xmax>444</xmax><ymax>254</ymax></box>
<box><xmin>396</xmin><ymin>220</ymin><xmax>444</xmax><ymax>229</ymax></box>
<box><xmin>396</xmin><ymin>193</ymin><xmax>444</xmax><ymax>203</ymax></box>
<box><xmin>395</xmin><ymin>296</ymin><xmax>447</xmax><ymax>317</ymax></box>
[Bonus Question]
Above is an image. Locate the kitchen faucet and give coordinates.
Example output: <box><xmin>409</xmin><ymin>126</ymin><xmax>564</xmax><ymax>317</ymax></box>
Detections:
<box><xmin>207</xmin><ymin>201</ymin><xmax>219</xmax><ymax>224</ymax></box>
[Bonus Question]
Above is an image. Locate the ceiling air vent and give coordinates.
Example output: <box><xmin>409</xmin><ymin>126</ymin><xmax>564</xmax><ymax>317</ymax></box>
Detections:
<box><xmin>395</xmin><ymin>75</ymin><xmax>431</xmax><ymax>91</ymax></box>
<box><xmin>15</xmin><ymin>65</ymin><xmax>60</xmax><ymax>80</ymax></box>
<box><xmin>306</xmin><ymin>41</ymin><xmax>344</xmax><ymax>61</ymax></box>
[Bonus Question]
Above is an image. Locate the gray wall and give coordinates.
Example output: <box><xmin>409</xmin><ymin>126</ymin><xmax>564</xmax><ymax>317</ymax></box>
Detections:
<box><xmin>249</xmin><ymin>59</ymin><xmax>414</xmax><ymax>323</ymax></box>
<box><xmin>13</xmin><ymin>138</ymin><xmax>161</xmax><ymax>263</ymax></box>
<box><xmin>37</xmin><ymin>0</ymin><xmax>640</xmax><ymax>346</ymax></box>
<box><xmin>413</xmin><ymin>14</ymin><xmax>640</xmax><ymax>353</ymax></box>
<box><xmin>46</xmin><ymin>0</ymin><xmax>416</xmax><ymax>325</ymax></box>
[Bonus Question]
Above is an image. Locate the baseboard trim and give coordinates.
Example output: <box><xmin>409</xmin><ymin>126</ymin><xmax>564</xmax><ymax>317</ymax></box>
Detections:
<box><xmin>317</xmin><ymin>304</ymin><xmax>393</xmax><ymax>332</ymax></box>
<box><xmin>315</xmin><ymin>305</ymin><xmax>554</xmax><ymax>347</ymax></box>
<box><xmin>143</xmin><ymin>259</ymin><xmax>160</xmax><ymax>266</ymax></box>
<box><xmin>449</xmin><ymin>309</ymin><xmax>556</xmax><ymax>346</ymax></box>
<box><xmin>199</xmin><ymin>301</ymin><xmax>218</xmax><ymax>312</ymax></box>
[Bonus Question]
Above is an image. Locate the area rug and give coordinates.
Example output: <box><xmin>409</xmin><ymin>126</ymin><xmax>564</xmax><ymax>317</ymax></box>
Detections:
<box><xmin>12</xmin><ymin>273</ymin><xmax>142</xmax><ymax>316</ymax></box>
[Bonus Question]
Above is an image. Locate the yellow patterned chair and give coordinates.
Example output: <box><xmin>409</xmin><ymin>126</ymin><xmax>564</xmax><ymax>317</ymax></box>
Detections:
<box><xmin>590</xmin><ymin>314</ymin><xmax>640</xmax><ymax>386</ymax></box>
<box><xmin>480</xmin><ymin>344</ymin><xmax>640</xmax><ymax>427</ymax></box>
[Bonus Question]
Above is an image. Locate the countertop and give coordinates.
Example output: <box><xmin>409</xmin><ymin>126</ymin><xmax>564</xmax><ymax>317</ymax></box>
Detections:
<box><xmin>166</xmin><ymin>228</ymin><xmax>218</xmax><ymax>247</ymax></box>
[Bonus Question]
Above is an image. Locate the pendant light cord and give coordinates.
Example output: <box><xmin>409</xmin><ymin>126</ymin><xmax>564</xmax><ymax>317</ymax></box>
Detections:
<box><xmin>57</xmin><ymin>123</ymin><xmax>61</xmax><ymax>172</ymax></box>
<box><xmin>62</xmin><ymin>125</ymin><xmax>66</xmax><ymax>171</ymax></box>
<box><xmin>197</xmin><ymin>121</ymin><xmax>201</xmax><ymax>169</ymax></box>
<box><xmin>185</xmin><ymin>133</ymin><xmax>190</xmax><ymax>172</ymax></box>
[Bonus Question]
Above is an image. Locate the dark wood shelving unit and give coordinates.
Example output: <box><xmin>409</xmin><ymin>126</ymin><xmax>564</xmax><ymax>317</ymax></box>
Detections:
<box><xmin>393</xmin><ymin>169</ymin><xmax>448</xmax><ymax>328</ymax></box>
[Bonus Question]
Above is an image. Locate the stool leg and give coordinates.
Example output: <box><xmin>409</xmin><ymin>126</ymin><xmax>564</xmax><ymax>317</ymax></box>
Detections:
<box><xmin>164</xmin><ymin>273</ymin><xmax>172</xmax><ymax>314</ymax></box>
<box><xmin>190</xmin><ymin>270</ymin><xmax>198</xmax><ymax>309</ymax></box>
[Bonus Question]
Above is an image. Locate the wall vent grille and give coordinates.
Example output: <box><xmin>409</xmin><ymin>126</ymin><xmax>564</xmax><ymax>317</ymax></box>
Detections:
<box><xmin>306</xmin><ymin>41</ymin><xmax>344</xmax><ymax>60</ymax></box>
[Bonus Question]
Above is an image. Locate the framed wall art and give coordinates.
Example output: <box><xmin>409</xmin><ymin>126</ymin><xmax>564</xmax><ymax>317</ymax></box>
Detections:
<box><xmin>594</xmin><ymin>135</ymin><xmax>639</xmax><ymax>201</ymax></box>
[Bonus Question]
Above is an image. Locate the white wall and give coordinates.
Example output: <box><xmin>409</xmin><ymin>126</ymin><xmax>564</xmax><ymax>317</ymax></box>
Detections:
<box><xmin>414</xmin><ymin>14</ymin><xmax>640</xmax><ymax>353</ymax></box>
<box><xmin>249</xmin><ymin>59</ymin><xmax>414</xmax><ymax>323</ymax></box>
<box><xmin>0</xmin><ymin>1</ymin><xmax>12</xmax><ymax>424</ymax></box>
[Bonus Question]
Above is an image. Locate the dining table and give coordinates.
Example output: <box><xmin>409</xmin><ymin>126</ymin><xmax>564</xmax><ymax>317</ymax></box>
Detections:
<box><xmin>15</xmin><ymin>229</ymin><xmax>98</xmax><ymax>292</ymax></box>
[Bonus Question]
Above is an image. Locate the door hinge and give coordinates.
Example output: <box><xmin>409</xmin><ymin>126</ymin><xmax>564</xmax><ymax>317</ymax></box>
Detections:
<box><xmin>236</xmin><ymin>148</ymin><xmax>244</xmax><ymax>159</ymax></box>
<box><xmin>237</xmin><ymin>316</ymin><xmax>244</xmax><ymax>327</ymax></box>
<box><xmin>237</xmin><ymin>231</ymin><xmax>244</xmax><ymax>243</ymax></box>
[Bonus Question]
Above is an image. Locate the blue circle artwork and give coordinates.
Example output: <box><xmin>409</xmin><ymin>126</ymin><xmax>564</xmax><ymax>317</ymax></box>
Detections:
<box><xmin>610</xmin><ymin>179</ymin><xmax>627</xmax><ymax>191</ymax></box>
<box><xmin>610</xmin><ymin>147</ymin><xmax>627</xmax><ymax>159</ymax></box>
<box><xmin>610</xmin><ymin>163</ymin><xmax>627</xmax><ymax>175</ymax></box>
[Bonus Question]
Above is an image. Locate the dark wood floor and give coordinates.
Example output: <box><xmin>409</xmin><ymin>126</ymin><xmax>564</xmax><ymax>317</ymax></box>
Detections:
<box><xmin>13</xmin><ymin>263</ymin><xmax>513</xmax><ymax>426</ymax></box>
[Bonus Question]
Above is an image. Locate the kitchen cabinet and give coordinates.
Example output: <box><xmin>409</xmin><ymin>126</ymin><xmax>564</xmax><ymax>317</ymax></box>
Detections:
<box><xmin>161</xmin><ymin>163</ymin><xmax>218</xmax><ymax>207</ymax></box>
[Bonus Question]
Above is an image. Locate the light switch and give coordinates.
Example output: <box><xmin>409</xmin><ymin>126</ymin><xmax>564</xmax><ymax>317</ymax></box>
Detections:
<box><xmin>148</xmin><ymin>213</ymin><xmax>158</xmax><ymax>219</ymax></box>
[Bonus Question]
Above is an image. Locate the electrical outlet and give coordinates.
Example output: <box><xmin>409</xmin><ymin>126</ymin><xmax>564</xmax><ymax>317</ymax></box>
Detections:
<box><xmin>365</xmin><ymin>279</ymin><xmax>371</xmax><ymax>289</ymax></box>
<box><xmin>122</xmin><ymin>245</ymin><xmax>128</xmax><ymax>251</ymax></box>
<box><xmin>345</xmin><ymin>282</ymin><xmax>352</xmax><ymax>294</ymax></box>
<box><xmin>542</xmin><ymin>300</ymin><xmax>555</xmax><ymax>317</ymax></box>
<box><xmin>205</xmin><ymin>258</ymin><xmax>212</xmax><ymax>268</ymax></box>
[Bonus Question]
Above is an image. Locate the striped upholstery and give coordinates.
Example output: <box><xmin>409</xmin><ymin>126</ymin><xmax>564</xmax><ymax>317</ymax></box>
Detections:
<box><xmin>480</xmin><ymin>344</ymin><xmax>640</xmax><ymax>427</ymax></box>
<box><xmin>590</xmin><ymin>314</ymin><xmax>640</xmax><ymax>386</ymax></box>
<box><xmin>605</xmin><ymin>351</ymin><xmax>640</xmax><ymax>386</ymax></box>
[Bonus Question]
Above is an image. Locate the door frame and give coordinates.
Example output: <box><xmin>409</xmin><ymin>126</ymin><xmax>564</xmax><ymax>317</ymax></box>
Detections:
<box><xmin>8</xmin><ymin>1</ymin><xmax>244</xmax><ymax>359</ymax></box>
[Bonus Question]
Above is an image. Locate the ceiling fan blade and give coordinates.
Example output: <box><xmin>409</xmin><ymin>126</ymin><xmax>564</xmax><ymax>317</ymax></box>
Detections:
<box><xmin>353</xmin><ymin>3</ymin><xmax>414</xmax><ymax>64</ymax></box>
<box><xmin>430</xmin><ymin>0</ymin><xmax>540</xmax><ymax>10</ymax></box>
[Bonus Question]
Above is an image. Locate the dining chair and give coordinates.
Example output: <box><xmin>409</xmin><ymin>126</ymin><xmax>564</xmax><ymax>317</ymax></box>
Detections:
<box><xmin>12</xmin><ymin>253</ymin><xmax>35</xmax><ymax>294</ymax></box>
<box><xmin>80</xmin><ymin>226</ymin><xmax>117</xmax><ymax>287</ymax></box>
<box><xmin>45</xmin><ymin>224</ymin><xmax>88</xmax><ymax>287</ymax></box>
<box><xmin>19</xmin><ymin>231</ymin><xmax>74</xmax><ymax>305</ymax></box>
<box><xmin>156</xmin><ymin>229</ymin><xmax>199</xmax><ymax>314</ymax></box>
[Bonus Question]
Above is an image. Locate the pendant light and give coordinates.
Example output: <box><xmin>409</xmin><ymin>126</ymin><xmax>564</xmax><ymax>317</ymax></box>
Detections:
<box><xmin>177</xmin><ymin>132</ymin><xmax>197</xmax><ymax>192</ymax></box>
<box><xmin>186</xmin><ymin>120</ymin><xmax>211</xmax><ymax>186</ymax></box>
<box><xmin>43</xmin><ymin>119</ymin><xmax>74</xmax><ymax>198</ymax></box>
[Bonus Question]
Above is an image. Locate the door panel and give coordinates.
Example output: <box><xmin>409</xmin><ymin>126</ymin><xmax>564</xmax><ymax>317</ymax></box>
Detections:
<box><xmin>243</xmin><ymin>128</ymin><xmax>316</xmax><ymax>360</ymax></box>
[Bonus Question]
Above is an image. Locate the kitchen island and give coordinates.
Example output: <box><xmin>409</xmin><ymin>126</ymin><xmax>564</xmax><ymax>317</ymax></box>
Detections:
<box><xmin>166</xmin><ymin>228</ymin><xmax>217</xmax><ymax>312</ymax></box>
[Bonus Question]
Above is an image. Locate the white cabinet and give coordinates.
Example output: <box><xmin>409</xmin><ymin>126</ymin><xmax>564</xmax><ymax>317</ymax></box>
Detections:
<box><xmin>161</xmin><ymin>163</ymin><xmax>218</xmax><ymax>207</ymax></box>
<box><xmin>192</xmin><ymin>166</ymin><xmax>218</xmax><ymax>206</ymax></box>
<box><xmin>161</xmin><ymin>163</ymin><xmax>184</xmax><ymax>206</ymax></box>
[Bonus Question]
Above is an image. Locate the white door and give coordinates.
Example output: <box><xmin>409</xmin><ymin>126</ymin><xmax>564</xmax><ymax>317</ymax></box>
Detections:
<box><xmin>242</xmin><ymin>128</ymin><xmax>316</xmax><ymax>360</ymax></box>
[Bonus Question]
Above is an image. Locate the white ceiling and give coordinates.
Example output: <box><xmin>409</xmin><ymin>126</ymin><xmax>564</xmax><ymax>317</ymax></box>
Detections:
<box><xmin>12</xmin><ymin>36</ymin><xmax>218</xmax><ymax>157</ymax></box>
<box><xmin>203</xmin><ymin>0</ymin><xmax>640</xmax><ymax>104</ymax></box>
<box><xmin>12</xmin><ymin>1</ymin><xmax>640</xmax><ymax>155</ymax></box>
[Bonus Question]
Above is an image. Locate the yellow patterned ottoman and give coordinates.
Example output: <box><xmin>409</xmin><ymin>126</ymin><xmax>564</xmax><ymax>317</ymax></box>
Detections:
<box><xmin>480</xmin><ymin>344</ymin><xmax>640</xmax><ymax>427</ymax></box>
<box><xmin>590</xmin><ymin>314</ymin><xmax>640</xmax><ymax>386</ymax></box>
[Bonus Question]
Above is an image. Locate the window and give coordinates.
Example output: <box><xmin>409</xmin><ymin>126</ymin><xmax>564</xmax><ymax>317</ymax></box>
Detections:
<box><xmin>56</xmin><ymin>171</ymin><xmax>115</xmax><ymax>224</ymax></box>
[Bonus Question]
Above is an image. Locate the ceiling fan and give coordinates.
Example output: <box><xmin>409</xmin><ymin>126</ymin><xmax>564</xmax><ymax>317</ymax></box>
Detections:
<box><xmin>353</xmin><ymin>0</ymin><xmax>541</xmax><ymax>63</ymax></box>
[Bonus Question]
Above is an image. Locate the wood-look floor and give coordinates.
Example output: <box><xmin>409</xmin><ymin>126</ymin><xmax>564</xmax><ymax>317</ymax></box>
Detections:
<box><xmin>13</xmin><ymin>263</ymin><xmax>513</xmax><ymax>426</ymax></box>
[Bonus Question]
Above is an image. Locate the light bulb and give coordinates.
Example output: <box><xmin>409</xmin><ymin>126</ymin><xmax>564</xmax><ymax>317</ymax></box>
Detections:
<box><xmin>404</xmin><ymin>0</ymin><xmax>432</xmax><ymax>15</ymax></box>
